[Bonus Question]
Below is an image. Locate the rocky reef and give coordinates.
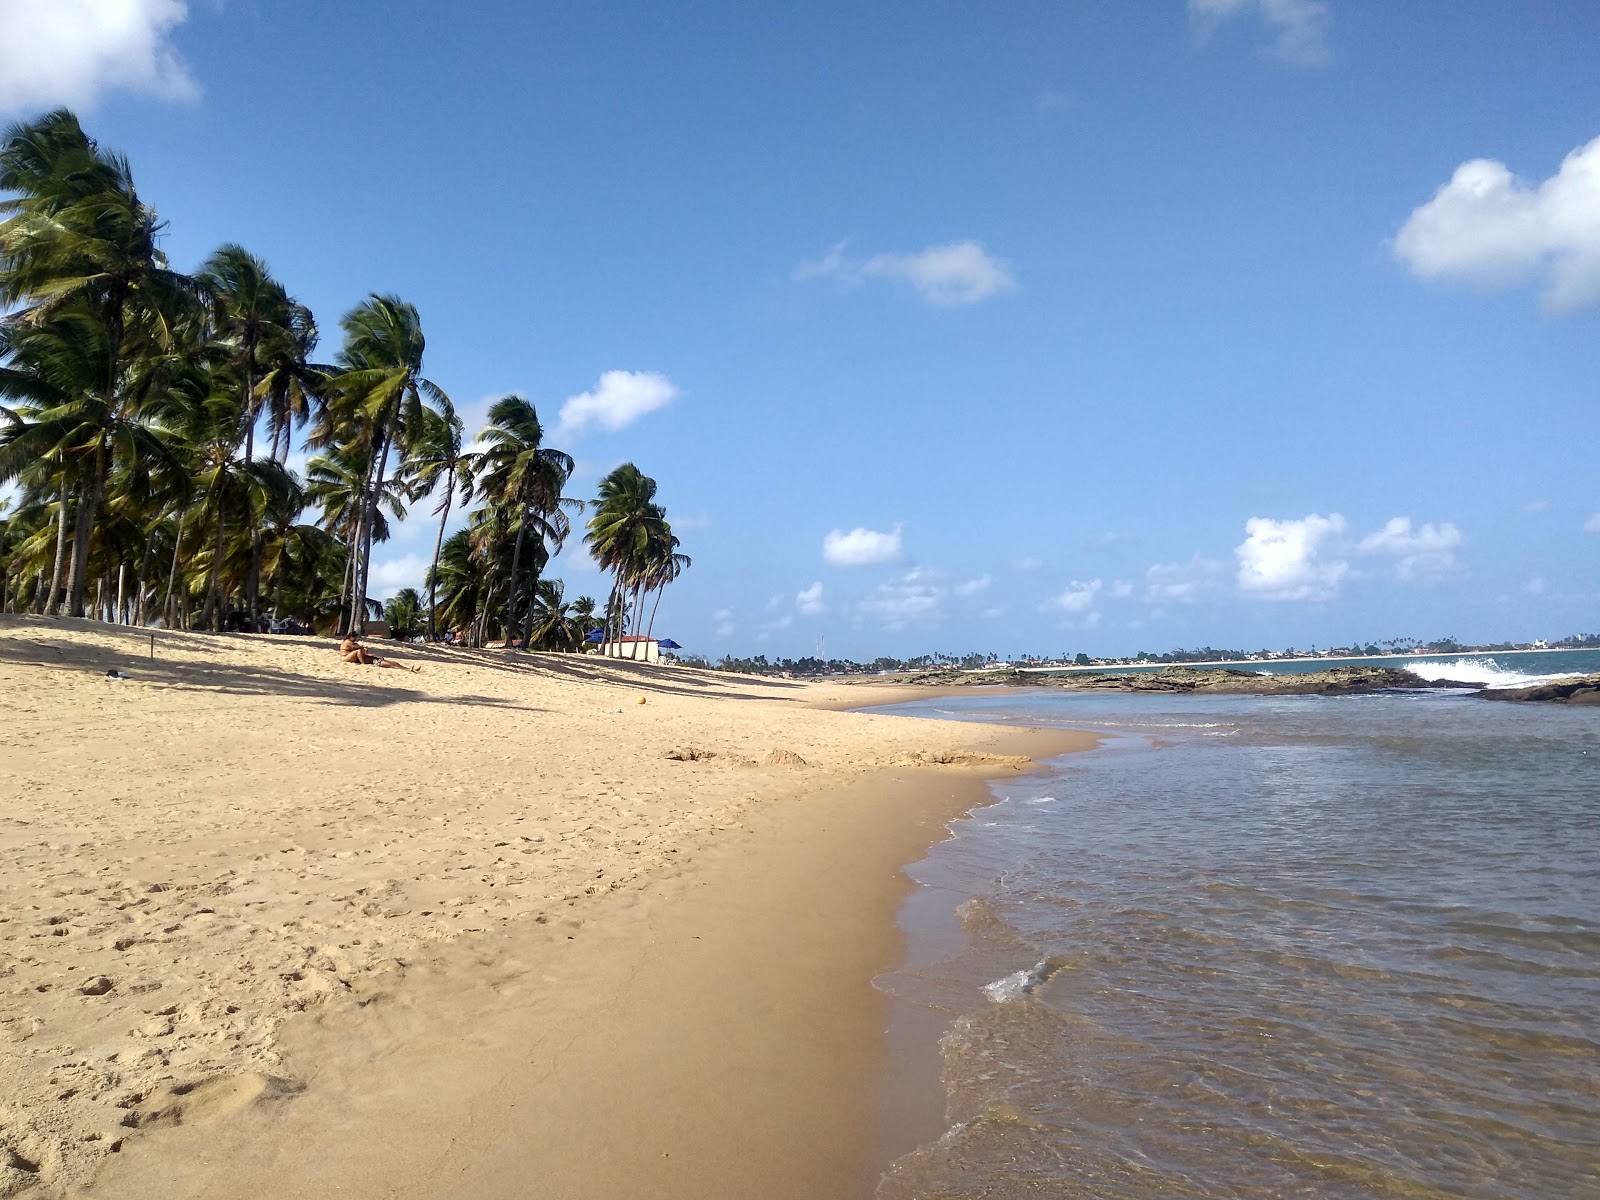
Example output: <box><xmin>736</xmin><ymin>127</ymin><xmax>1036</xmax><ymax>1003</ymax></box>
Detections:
<box><xmin>1476</xmin><ymin>673</ymin><xmax>1600</xmax><ymax>705</ymax></box>
<box><xmin>895</xmin><ymin>665</ymin><xmax>1467</xmax><ymax>695</ymax></box>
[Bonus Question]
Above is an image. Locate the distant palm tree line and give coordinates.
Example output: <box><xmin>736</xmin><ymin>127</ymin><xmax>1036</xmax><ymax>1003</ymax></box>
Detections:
<box><xmin>0</xmin><ymin>110</ymin><xmax>688</xmax><ymax>655</ymax></box>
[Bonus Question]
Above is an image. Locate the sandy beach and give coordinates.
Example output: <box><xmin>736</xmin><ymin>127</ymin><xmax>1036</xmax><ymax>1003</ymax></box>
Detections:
<box><xmin>0</xmin><ymin>616</ymin><xmax>1092</xmax><ymax>1199</ymax></box>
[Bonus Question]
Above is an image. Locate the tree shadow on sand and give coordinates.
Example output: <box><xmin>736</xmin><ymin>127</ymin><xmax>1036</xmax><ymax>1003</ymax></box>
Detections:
<box><xmin>428</xmin><ymin>644</ymin><xmax>811</xmax><ymax>703</ymax></box>
<box><xmin>0</xmin><ymin>628</ymin><xmax>546</xmax><ymax>712</ymax></box>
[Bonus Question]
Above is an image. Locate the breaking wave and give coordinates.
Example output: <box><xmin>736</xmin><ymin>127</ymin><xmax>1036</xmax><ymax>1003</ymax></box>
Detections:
<box><xmin>1401</xmin><ymin>657</ymin><xmax>1583</xmax><ymax>690</ymax></box>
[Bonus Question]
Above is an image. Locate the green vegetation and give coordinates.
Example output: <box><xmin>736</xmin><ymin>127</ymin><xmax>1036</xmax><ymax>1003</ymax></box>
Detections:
<box><xmin>0</xmin><ymin>110</ymin><xmax>689</xmax><ymax>649</ymax></box>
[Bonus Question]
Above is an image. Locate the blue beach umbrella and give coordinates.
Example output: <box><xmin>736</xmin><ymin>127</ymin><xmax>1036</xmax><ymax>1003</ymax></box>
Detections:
<box><xmin>585</xmin><ymin>629</ymin><xmax>605</xmax><ymax>643</ymax></box>
<box><xmin>656</xmin><ymin>638</ymin><xmax>682</xmax><ymax>650</ymax></box>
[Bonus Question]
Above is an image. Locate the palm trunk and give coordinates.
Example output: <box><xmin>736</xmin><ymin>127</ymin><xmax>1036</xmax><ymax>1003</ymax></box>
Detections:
<box><xmin>115</xmin><ymin>562</ymin><xmax>127</xmax><ymax>624</ymax></box>
<box><xmin>162</xmin><ymin>505</ymin><xmax>192</xmax><ymax>627</ymax></box>
<box><xmin>43</xmin><ymin>491</ymin><xmax>70</xmax><ymax>615</ymax></box>
<box><xmin>64</xmin><ymin>450</ymin><xmax>106</xmax><ymax>618</ymax></box>
<box><xmin>427</xmin><ymin>486</ymin><xmax>453</xmax><ymax>642</ymax></box>
<box><xmin>200</xmin><ymin>491</ymin><xmax>227</xmax><ymax>632</ymax></box>
<box><xmin>503</xmin><ymin>488</ymin><xmax>530</xmax><ymax>647</ymax></box>
<box><xmin>635</xmin><ymin>581</ymin><xmax>647</xmax><ymax>658</ymax></box>
<box><xmin>347</xmin><ymin>433</ymin><xmax>391</xmax><ymax>636</ymax></box>
<box><xmin>134</xmin><ymin>525</ymin><xmax>157</xmax><ymax>625</ymax></box>
<box><xmin>645</xmin><ymin>583</ymin><xmax>665</xmax><ymax>646</ymax></box>
<box><xmin>243</xmin><ymin>360</ymin><xmax>263</xmax><ymax>630</ymax></box>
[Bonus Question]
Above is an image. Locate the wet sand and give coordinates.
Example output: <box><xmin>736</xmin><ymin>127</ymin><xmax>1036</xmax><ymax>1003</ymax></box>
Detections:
<box><xmin>0</xmin><ymin>616</ymin><xmax>1091</xmax><ymax>1198</ymax></box>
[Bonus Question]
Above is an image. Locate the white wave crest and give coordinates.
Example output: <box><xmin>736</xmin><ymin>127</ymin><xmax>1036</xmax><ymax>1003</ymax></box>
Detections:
<box><xmin>983</xmin><ymin>956</ymin><xmax>1068</xmax><ymax>1003</ymax></box>
<box><xmin>1401</xmin><ymin>657</ymin><xmax>1583</xmax><ymax>690</ymax></box>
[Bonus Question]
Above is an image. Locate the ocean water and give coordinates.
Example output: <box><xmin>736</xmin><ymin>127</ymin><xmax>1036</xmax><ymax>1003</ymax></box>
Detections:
<box><xmin>872</xmin><ymin>653</ymin><xmax>1600</xmax><ymax>1199</ymax></box>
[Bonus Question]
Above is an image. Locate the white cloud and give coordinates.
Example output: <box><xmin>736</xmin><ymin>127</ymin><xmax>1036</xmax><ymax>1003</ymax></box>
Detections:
<box><xmin>554</xmin><ymin>370</ymin><xmax>677</xmax><ymax>441</ymax></box>
<box><xmin>1190</xmin><ymin>0</ymin><xmax>1331</xmax><ymax>67</ymax></box>
<box><xmin>796</xmin><ymin>581</ymin><xmax>826</xmax><ymax>615</ymax></box>
<box><xmin>1524</xmin><ymin>577</ymin><xmax>1546</xmax><ymax>596</ymax></box>
<box><xmin>1521</xmin><ymin>499</ymin><xmax>1551</xmax><ymax>514</ymax></box>
<box><xmin>0</xmin><ymin>0</ymin><xmax>198</xmax><ymax>114</ymax></box>
<box><xmin>1393</xmin><ymin>136</ymin><xmax>1600</xmax><ymax>311</ymax></box>
<box><xmin>858</xmin><ymin>575</ymin><xmax>943</xmax><ymax>631</ymax></box>
<box><xmin>1042</xmin><ymin>579</ymin><xmax>1102</xmax><ymax>615</ymax></box>
<box><xmin>1235</xmin><ymin>514</ymin><xmax>1348</xmax><ymax>601</ymax></box>
<box><xmin>1585</xmin><ymin>513</ymin><xmax>1600</xmax><ymax>534</ymax></box>
<box><xmin>954</xmin><ymin>574</ymin><xmax>991</xmax><ymax>597</ymax></box>
<box><xmin>795</xmin><ymin>239</ymin><xmax>1016</xmax><ymax>306</ymax></box>
<box><xmin>822</xmin><ymin>523</ymin><xmax>902</xmax><ymax>567</ymax></box>
<box><xmin>1110</xmin><ymin>579</ymin><xmax>1134</xmax><ymax>599</ymax></box>
<box><xmin>368</xmin><ymin>554</ymin><xmax>430</xmax><ymax>597</ymax></box>
<box><xmin>712</xmin><ymin>608</ymin><xmax>735</xmax><ymax>638</ymax></box>
<box><xmin>1145</xmin><ymin>556</ymin><xmax>1224</xmax><ymax>603</ymax></box>
<box><xmin>1355</xmin><ymin>517</ymin><xmax>1463</xmax><ymax>582</ymax></box>
<box><xmin>1011</xmin><ymin>556</ymin><xmax>1043</xmax><ymax>572</ymax></box>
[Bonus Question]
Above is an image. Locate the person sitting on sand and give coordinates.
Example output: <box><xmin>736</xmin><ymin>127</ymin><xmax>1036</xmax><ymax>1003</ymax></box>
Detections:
<box><xmin>339</xmin><ymin>633</ymin><xmax>420</xmax><ymax>673</ymax></box>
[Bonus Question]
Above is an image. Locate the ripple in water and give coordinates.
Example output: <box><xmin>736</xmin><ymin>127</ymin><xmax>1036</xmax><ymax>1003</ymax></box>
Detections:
<box><xmin>875</xmin><ymin>690</ymin><xmax>1600</xmax><ymax>1199</ymax></box>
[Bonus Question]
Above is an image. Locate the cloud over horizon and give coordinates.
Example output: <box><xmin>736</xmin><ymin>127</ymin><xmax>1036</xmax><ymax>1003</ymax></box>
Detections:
<box><xmin>1236</xmin><ymin>513</ymin><xmax>1348</xmax><ymax>601</ymax></box>
<box><xmin>1355</xmin><ymin>517</ymin><xmax>1463</xmax><ymax>582</ymax></box>
<box><xmin>0</xmin><ymin>0</ymin><xmax>198</xmax><ymax>114</ymax></box>
<box><xmin>795</xmin><ymin>239</ymin><xmax>1016</xmax><ymax>306</ymax></box>
<box><xmin>822</xmin><ymin>523</ymin><xmax>902</xmax><ymax>567</ymax></box>
<box><xmin>1393</xmin><ymin>135</ymin><xmax>1600</xmax><ymax>310</ymax></box>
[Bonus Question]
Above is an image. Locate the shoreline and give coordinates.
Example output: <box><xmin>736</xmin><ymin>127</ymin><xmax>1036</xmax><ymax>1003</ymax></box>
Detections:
<box><xmin>0</xmin><ymin>616</ymin><xmax>1095</xmax><ymax>1199</ymax></box>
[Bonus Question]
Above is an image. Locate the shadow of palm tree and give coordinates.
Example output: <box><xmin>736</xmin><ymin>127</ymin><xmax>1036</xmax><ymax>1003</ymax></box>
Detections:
<box><xmin>0</xmin><ymin>623</ymin><xmax>546</xmax><ymax>711</ymax></box>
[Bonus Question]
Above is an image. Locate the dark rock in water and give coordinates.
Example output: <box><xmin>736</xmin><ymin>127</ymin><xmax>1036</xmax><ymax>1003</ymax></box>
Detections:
<box><xmin>894</xmin><ymin>664</ymin><xmax>1464</xmax><ymax>695</ymax></box>
<box><xmin>1043</xmin><ymin>665</ymin><xmax>1456</xmax><ymax>695</ymax></box>
<box><xmin>1477</xmin><ymin>673</ymin><xmax>1600</xmax><ymax>704</ymax></box>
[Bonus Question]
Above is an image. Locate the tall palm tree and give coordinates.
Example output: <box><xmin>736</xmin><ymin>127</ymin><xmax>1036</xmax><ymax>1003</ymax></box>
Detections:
<box><xmin>0</xmin><ymin>110</ymin><xmax>195</xmax><ymax>616</ymax></box>
<box><xmin>401</xmin><ymin>402</ymin><xmax>476</xmax><ymax>640</ymax></box>
<box><xmin>585</xmin><ymin>463</ymin><xmax>668</xmax><ymax>658</ymax></box>
<box><xmin>315</xmin><ymin>295</ymin><xmax>447</xmax><ymax>635</ymax></box>
<box><xmin>199</xmin><ymin>245</ymin><xmax>315</xmax><ymax>624</ymax></box>
<box><xmin>475</xmin><ymin>395</ymin><xmax>576</xmax><ymax>649</ymax></box>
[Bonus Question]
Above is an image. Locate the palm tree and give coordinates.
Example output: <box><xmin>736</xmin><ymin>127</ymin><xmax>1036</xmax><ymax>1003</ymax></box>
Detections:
<box><xmin>199</xmin><ymin>245</ymin><xmax>316</xmax><ymax>624</ymax></box>
<box><xmin>384</xmin><ymin>587</ymin><xmax>424</xmax><ymax>641</ymax></box>
<box><xmin>315</xmin><ymin>295</ymin><xmax>447</xmax><ymax>635</ymax></box>
<box><xmin>401</xmin><ymin>403</ymin><xmax>476</xmax><ymax>640</ymax></box>
<box><xmin>0</xmin><ymin>306</ymin><xmax>182</xmax><ymax>616</ymax></box>
<box><xmin>305</xmin><ymin>442</ymin><xmax>407</xmax><ymax>629</ymax></box>
<box><xmin>640</xmin><ymin>530</ymin><xmax>691</xmax><ymax>647</ymax></box>
<box><xmin>475</xmin><ymin>395</ymin><xmax>576</xmax><ymax>649</ymax></box>
<box><xmin>528</xmin><ymin>578</ymin><xmax>589</xmax><ymax>651</ymax></box>
<box><xmin>165</xmin><ymin>367</ymin><xmax>301</xmax><ymax>630</ymax></box>
<box><xmin>585</xmin><ymin>463</ymin><xmax>668</xmax><ymax>658</ymax></box>
<box><xmin>1</xmin><ymin>110</ymin><xmax>196</xmax><ymax>616</ymax></box>
<box><xmin>428</xmin><ymin>528</ymin><xmax>490</xmax><ymax>645</ymax></box>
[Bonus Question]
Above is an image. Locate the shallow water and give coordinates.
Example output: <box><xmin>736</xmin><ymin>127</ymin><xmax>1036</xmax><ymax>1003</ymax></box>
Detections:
<box><xmin>875</xmin><ymin>686</ymin><xmax>1600</xmax><ymax>1199</ymax></box>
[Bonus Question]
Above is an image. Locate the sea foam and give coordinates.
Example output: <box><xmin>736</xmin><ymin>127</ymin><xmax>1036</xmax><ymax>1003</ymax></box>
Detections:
<box><xmin>1401</xmin><ymin>656</ymin><xmax>1584</xmax><ymax>690</ymax></box>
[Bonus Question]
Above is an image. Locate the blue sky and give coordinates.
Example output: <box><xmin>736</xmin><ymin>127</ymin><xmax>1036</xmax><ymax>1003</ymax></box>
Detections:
<box><xmin>3</xmin><ymin>0</ymin><xmax>1597</xmax><ymax>658</ymax></box>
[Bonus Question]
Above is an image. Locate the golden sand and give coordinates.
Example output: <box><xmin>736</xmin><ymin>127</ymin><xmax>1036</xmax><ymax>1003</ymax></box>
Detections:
<box><xmin>0</xmin><ymin>616</ymin><xmax>1091</xmax><ymax>1198</ymax></box>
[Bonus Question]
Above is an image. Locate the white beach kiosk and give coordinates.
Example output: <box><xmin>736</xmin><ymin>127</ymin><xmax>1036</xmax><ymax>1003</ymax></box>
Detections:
<box><xmin>588</xmin><ymin>633</ymin><xmax>663</xmax><ymax>662</ymax></box>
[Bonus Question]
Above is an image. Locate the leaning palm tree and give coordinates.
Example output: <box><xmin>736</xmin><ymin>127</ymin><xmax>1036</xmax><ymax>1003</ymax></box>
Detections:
<box><xmin>0</xmin><ymin>110</ymin><xmax>196</xmax><ymax>616</ymax></box>
<box><xmin>474</xmin><ymin>395</ymin><xmax>576</xmax><ymax>649</ymax></box>
<box><xmin>314</xmin><ymin>295</ymin><xmax>447</xmax><ymax>635</ymax></box>
<box><xmin>401</xmin><ymin>402</ymin><xmax>476</xmax><ymax>640</ymax></box>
